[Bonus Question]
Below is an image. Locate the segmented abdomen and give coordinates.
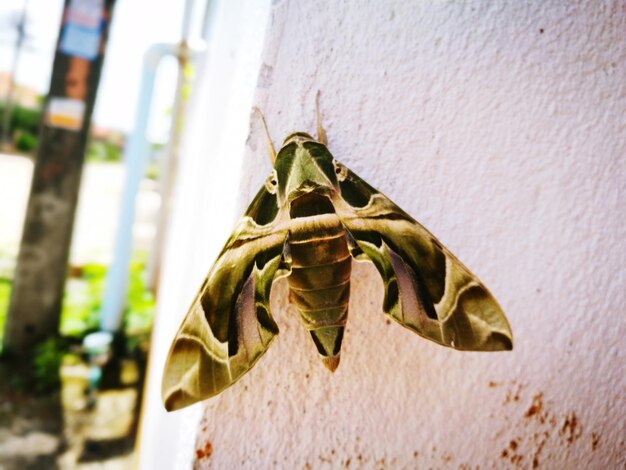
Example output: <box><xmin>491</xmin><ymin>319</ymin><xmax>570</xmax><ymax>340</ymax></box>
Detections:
<box><xmin>287</xmin><ymin>212</ymin><xmax>351</xmax><ymax>366</ymax></box>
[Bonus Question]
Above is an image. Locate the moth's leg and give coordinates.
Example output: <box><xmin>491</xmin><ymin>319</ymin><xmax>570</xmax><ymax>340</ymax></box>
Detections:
<box><xmin>279</xmin><ymin>232</ymin><xmax>292</xmax><ymax>272</ymax></box>
<box><xmin>315</xmin><ymin>90</ymin><xmax>328</xmax><ymax>146</ymax></box>
<box><xmin>344</xmin><ymin>228</ymin><xmax>365</xmax><ymax>259</ymax></box>
<box><xmin>253</xmin><ymin>107</ymin><xmax>277</xmax><ymax>163</ymax></box>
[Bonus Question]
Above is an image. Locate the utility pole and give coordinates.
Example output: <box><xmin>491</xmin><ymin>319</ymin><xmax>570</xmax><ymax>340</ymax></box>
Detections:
<box><xmin>4</xmin><ymin>0</ymin><xmax>117</xmax><ymax>354</ymax></box>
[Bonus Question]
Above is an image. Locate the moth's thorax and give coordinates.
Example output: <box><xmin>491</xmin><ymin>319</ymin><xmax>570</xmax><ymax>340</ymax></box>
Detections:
<box><xmin>275</xmin><ymin>136</ymin><xmax>338</xmax><ymax>207</ymax></box>
<box><xmin>289</xmin><ymin>189</ymin><xmax>333</xmax><ymax>217</ymax></box>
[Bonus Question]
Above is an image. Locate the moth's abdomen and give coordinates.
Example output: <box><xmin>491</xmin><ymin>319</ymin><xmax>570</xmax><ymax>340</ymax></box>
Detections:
<box><xmin>287</xmin><ymin>212</ymin><xmax>351</xmax><ymax>371</ymax></box>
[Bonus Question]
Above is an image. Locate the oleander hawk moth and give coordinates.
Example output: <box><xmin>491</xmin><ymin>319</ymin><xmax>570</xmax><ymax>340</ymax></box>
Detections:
<box><xmin>162</xmin><ymin>107</ymin><xmax>513</xmax><ymax>411</ymax></box>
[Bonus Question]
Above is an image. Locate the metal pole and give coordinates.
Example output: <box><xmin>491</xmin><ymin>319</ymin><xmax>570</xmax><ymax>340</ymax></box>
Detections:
<box><xmin>99</xmin><ymin>43</ymin><xmax>178</xmax><ymax>332</ymax></box>
<box><xmin>145</xmin><ymin>0</ymin><xmax>196</xmax><ymax>292</ymax></box>
<box><xmin>100</xmin><ymin>0</ymin><xmax>206</xmax><ymax>330</ymax></box>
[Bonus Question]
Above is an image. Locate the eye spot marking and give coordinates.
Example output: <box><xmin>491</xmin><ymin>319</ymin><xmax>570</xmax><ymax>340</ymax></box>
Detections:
<box><xmin>265</xmin><ymin>171</ymin><xmax>278</xmax><ymax>193</ymax></box>
<box><xmin>333</xmin><ymin>160</ymin><xmax>348</xmax><ymax>181</ymax></box>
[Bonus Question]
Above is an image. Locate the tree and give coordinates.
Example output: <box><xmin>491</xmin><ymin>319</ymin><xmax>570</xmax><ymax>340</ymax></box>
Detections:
<box><xmin>4</xmin><ymin>0</ymin><xmax>118</xmax><ymax>353</ymax></box>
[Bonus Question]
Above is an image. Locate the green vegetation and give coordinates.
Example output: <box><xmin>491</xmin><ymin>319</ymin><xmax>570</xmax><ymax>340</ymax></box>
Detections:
<box><xmin>0</xmin><ymin>259</ymin><xmax>155</xmax><ymax>343</ymax></box>
<box><xmin>0</xmin><ymin>103</ymin><xmax>41</xmax><ymax>154</ymax></box>
<box><xmin>32</xmin><ymin>337</ymin><xmax>66</xmax><ymax>392</ymax></box>
<box><xmin>60</xmin><ymin>257</ymin><xmax>155</xmax><ymax>339</ymax></box>
<box><xmin>85</xmin><ymin>140</ymin><xmax>123</xmax><ymax>162</ymax></box>
<box><xmin>0</xmin><ymin>254</ymin><xmax>155</xmax><ymax>393</ymax></box>
<box><xmin>0</xmin><ymin>280</ymin><xmax>10</xmax><ymax>344</ymax></box>
<box><xmin>14</xmin><ymin>130</ymin><xmax>38</xmax><ymax>152</ymax></box>
<box><xmin>10</xmin><ymin>104</ymin><xmax>41</xmax><ymax>134</ymax></box>
<box><xmin>61</xmin><ymin>264</ymin><xmax>107</xmax><ymax>336</ymax></box>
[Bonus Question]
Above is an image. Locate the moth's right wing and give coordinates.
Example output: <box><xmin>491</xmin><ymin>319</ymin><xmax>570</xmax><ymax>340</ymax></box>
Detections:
<box><xmin>332</xmin><ymin>165</ymin><xmax>513</xmax><ymax>352</ymax></box>
<box><xmin>162</xmin><ymin>185</ymin><xmax>289</xmax><ymax>411</ymax></box>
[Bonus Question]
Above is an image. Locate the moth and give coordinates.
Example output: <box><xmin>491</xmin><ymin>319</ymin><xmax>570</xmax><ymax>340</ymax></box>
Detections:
<box><xmin>162</xmin><ymin>101</ymin><xmax>513</xmax><ymax>411</ymax></box>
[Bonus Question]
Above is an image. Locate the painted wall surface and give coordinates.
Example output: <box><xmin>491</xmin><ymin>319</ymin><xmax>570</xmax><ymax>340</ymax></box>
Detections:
<box><xmin>137</xmin><ymin>1</ymin><xmax>271</xmax><ymax>468</ymax></box>
<box><xmin>149</xmin><ymin>1</ymin><xmax>625</xmax><ymax>468</ymax></box>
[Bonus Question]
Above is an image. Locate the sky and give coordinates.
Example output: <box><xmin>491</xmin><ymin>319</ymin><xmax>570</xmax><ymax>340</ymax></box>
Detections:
<box><xmin>0</xmin><ymin>0</ymin><xmax>203</xmax><ymax>134</ymax></box>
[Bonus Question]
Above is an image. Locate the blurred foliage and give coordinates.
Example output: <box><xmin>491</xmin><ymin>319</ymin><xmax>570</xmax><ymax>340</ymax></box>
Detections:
<box><xmin>0</xmin><ymin>279</ymin><xmax>9</xmax><ymax>345</ymax></box>
<box><xmin>32</xmin><ymin>337</ymin><xmax>66</xmax><ymax>392</ymax></box>
<box><xmin>85</xmin><ymin>140</ymin><xmax>122</xmax><ymax>162</ymax></box>
<box><xmin>1</xmin><ymin>255</ymin><xmax>155</xmax><ymax>356</ymax></box>
<box><xmin>61</xmin><ymin>264</ymin><xmax>107</xmax><ymax>336</ymax></box>
<box><xmin>0</xmin><ymin>103</ymin><xmax>126</xmax><ymax>162</ymax></box>
<box><xmin>0</xmin><ymin>254</ymin><xmax>154</xmax><ymax>393</ymax></box>
<box><xmin>144</xmin><ymin>142</ymin><xmax>165</xmax><ymax>180</ymax></box>
<box><xmin>14</xmin><ymin>130</ymin><xmax>38</xmax><ymax>152</ymax></box>
<box><xmin>10</xmin><ymin>104</ymin><xmax>41</xmax><ymax>134</ymax></box>
<box><xmin>145</xmin><ymin>161</ymin><xmax>160</xmax><ymax>180</ymax></box>
<box><xmin>0</xmin><ymin>103</ymin><xmax>41</xmax><ymax>154</ymax></box>
<box><xmin>61</xmin><ymin>257</ymin><xmax>155</xmax><ymax>339</ymax></box>
<box><xmin>124</xmin><ymin>260</ymin><xmax>156</xmax><ymax>335</ymax></box>
<box><xmin>0</xmin><ymin>333</ymin><xmax>67</xmax><ymax>394</ymax></box>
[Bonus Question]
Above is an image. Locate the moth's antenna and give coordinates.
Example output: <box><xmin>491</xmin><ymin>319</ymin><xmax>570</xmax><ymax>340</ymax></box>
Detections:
<box><xmin>315</xmin><ymin>90</ymin><xmax>328</xmax><ymax>146</ymax></box>
<box><xmin>253</xmin><ymin>107</ymin><xmax>276</xmax><ymax>164</ymax></box>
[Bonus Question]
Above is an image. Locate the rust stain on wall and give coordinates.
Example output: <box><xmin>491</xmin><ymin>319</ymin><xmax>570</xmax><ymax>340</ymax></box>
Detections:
<box><xmin>559</xmin><ymin>412</ymin><xmax>582</xmax><ymax>444</ymax></box>
<box><xmin>524</xmin><ymin>393</ymin><xmax>544</xmax><ymax>420</ymax></box>
<box><xmin>501</xmin><ymin>438</ymin><xmax>524</xmax><ymax>466</ymax></box>
<box><xmin>488</xmin><ymin>380</ymin><xmax>603</xmax><ymax>468</ymax></box>
<box><xmin>591</xmin><ymin>432</ymin><xmax>600</xmax><ymax>451</ymax></box>
<box><xmin>195</xmin><ymin>441</ymin><xmax>213</xmax><ymax>460</ymax></box>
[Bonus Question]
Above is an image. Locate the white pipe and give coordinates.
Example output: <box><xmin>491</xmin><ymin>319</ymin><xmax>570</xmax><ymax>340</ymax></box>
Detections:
<box><xmin>99</xmin><ymin>42</ymin><xmax>201</xmax><ymax>332</ymax></box>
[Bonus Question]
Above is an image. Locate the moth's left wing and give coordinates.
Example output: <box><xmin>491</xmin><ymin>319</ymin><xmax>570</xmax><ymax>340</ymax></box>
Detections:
<box><xmin>162</xmin><ymin>185</ymin><xmax>288</xmax><ymax>411</ymax></box>
<box><xmin>332</xmin><ymin>166</ymin><xmax>512</xmax><ymax>351</ymax></box>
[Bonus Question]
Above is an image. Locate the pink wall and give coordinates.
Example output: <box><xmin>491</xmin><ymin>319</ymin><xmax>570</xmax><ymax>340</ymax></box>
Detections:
<box><xmin>142</xmin><ymin>1</ymin><xmax>625</xmax><ymax>468</ymax></box>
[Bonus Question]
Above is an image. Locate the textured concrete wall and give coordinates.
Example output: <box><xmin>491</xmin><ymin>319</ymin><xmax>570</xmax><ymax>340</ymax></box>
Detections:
<box><xmin>144</xmin><ymin>1</ymin><xmax>625</xmax><ymax>468</ymax></box>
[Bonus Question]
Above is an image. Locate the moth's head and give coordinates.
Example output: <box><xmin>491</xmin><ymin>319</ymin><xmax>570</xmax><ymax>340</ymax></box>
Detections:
<box><xmin>266</xmin><ymin>132</ymin><xmax>337</xmax><ymax>206</ymax></box>
<box><xmin>268</xmin><ymin>134</ymin><xmax>345</xmax><ymax>208</ymax></box>
<box><xmin>281</xmin><ymin>131</ymin><xmax>315</xmax><ymax>146</ymax></box>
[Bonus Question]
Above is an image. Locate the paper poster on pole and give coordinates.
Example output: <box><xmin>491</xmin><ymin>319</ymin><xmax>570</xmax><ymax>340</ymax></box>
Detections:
<box><xmin>66</xmin><ymin>0</ymin><xmax>104</xmax><ymax>28</ymax></box>
<box><xmin>60</xmin><ymin>0</ymin><xmax>104</xmax><ymax>60</ymax></box>
<box><xmin>46</xmin><ymin>97</ymin><xmax>86</xmax><ymax>130</ymax></box>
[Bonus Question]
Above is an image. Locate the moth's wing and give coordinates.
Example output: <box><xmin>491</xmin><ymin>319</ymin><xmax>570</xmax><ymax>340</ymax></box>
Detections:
<box><xmin>332</xmin><ymin>168</ymin><xmax>512</xmax><ymax>351</ymax></box>
<box><xmin>162</xmin><ymin>185</ymin><xmax>289</xmax><ymax>411</ymax></box>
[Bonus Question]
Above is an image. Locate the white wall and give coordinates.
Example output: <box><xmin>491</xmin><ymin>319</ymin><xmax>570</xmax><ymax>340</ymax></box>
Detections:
<box><xmin>149</xmin><ymin>1</ymin><xmax>625</xmax><ymax>468</ymax></box>
<box><xmin>137</xmin><ymin>0</ymin><xmax>271</xmax><ymax>468</ymax></box>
